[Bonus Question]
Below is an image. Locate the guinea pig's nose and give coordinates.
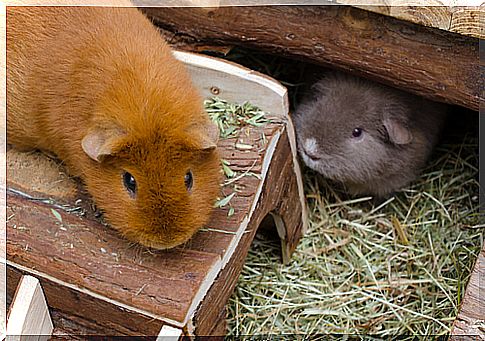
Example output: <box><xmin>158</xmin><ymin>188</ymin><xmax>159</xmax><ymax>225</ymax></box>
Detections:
<box><xmin>303</xmin><ymin>138</ymin><xmax>321</xmax><ymax>161</ymax></box>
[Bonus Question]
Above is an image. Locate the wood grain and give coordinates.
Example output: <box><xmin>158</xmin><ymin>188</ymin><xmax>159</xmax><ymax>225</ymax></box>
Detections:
<box><xmin>451</xmin><ymin>244</ymin><xmax>485</xmax><ymax>339</ymax></box>
<box><xmin>6</xmin><ymin>118</ymin><xmax>303</xmax><ymax>336</ymax></box>
<box><xmin>192</xmin><ymin>129</ymin><xmax>304</xmax><ymax>335</ymax></box>
<box><xmin>6</xmin><ymin>275</ymin><xmax>53</xmax><ymax>340</ymax></box>
<box><xmin>353</xmin><ymin>2</ymin><xmax>452</xmax><ymax>30</ymax></box>
<box><xmin>148</xmin><ymin>0</ymin><xmax>485</xmax><ymax>40</ymax></box>
<box><xmin>50</xmin><ymin>309</ymin><xmax>127</xmax><ymax>338</ymax></box>
<box><xmin>450</xmin><ymin>6</ymin><xmax>484</xmax><ymax>39</ymax></box>
<box><xmin>7</xmin><ymin>192</ymin><xmax>222</xmax><ymax>323</ymax></box>
<box><xmin>349</xmin><ymin>2</ymin><xmax>484</xmax><ymax>39</ymax></box>
<box><xmin>7</xmin><ymin>241</ymin><xmax>166</xmax><ymax>336</ymax></box>
<box><xmin>6</xmin><ymin>120</ymin><xmax>277</xmax><ymax>323</ymax></box>
<box><xmin>141</xmin><ymin>5</ymin><xmax>480</xmax><ymax>111</ymax></box>
<box><xmin>208</xmin><ymin>308</ymin><xmax>227</xmax><ymax>337</ymax></box>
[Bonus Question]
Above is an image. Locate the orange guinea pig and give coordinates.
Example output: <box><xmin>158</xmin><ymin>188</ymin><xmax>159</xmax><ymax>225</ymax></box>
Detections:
<box><xmin>7</xmin><ymin>6</ymin><xmax>221</xmax><ymax>249</ymax></box>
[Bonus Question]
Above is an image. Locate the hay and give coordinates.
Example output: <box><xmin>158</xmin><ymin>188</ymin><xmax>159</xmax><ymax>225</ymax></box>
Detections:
<box><xmin>206</xmin><ymin>47</ymin><xmax>482</xmax><ymax>337</ymax></box>
<box><xmin>205</xmin><ymin>97</ymin><xmax>271</xmax><ymax>139</ymax></box>
<box><xmin>204</xmin><ymin>97</ymin><xmax>271</xmax><ymax>216</ymax></box>
<box><xmin>226</xmin><ymin>130</ymin><xmax>483</xmax><ymax>337</ymax></box>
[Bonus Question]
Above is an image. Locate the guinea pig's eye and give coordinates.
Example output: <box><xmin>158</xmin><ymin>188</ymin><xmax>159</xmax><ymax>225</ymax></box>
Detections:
<box><xmin>184</xmin><ymin>170</ymin><xmax>193</xmax><ymax>192</ymax></box>
<box><xmin>352</xmin><ymin>128</ymin><xmax>363</xmax><ymax>138</ymax></box>
<box><xmin>122</xmin><ymin>171</ymin><xmax>137</xmax><ymax>197</ymax></box>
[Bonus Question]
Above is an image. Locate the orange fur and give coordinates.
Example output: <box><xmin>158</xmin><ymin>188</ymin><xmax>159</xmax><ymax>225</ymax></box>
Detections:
<box><xmin>7</xmin><ymin>6</ymin><xmax>221</xmax><ymax>249</ymax></box>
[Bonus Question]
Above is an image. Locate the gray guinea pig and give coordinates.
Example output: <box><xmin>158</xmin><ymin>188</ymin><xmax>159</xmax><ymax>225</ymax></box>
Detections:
<box><xmin>293</xmin><ymin>71</ymin><xmax>447</xmax><ymax>198</ymax></box>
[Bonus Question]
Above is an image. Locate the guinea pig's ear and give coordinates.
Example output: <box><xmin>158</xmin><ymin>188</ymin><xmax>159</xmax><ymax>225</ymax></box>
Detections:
<box><xmin>81</xmin><ymin>127</ymin><xmax>126</xmax><ymax>162</ymax></box>
<box><xmin>187</xmin><ymin>121</ymin><xmax>219</xmax><ymax>151</ymax></box>
<box><xmin>383</xmin><ymin>118</ymin><xmax>413</xmax><ymax>145</ymax></box>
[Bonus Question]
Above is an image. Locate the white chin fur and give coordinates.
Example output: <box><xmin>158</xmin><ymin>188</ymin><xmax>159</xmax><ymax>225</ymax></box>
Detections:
<box><xmin>300</xmin><ymin>151</ymin><xmax>343</xmax><ymax>181</ymax></box>
<box><xmin>304</xmin><ymin>138</ymin><xmax>319</xmax><ymax>156</ymax></box>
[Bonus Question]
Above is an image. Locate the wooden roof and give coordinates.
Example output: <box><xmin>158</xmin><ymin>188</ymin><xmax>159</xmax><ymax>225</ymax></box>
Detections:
<box><xmin>349</xmin><ymin>1</ymin><xmax>483</xmax><ymax>39</ymax></box>
<box><xmin>138</xmin><ymin>0</ymin><xmax>484</xmax><ymax>39</ymax></box>
<box><xmin>5</xmin><ymin>0</ymin><xmax>482</xmax><ymax>38</ymax></box>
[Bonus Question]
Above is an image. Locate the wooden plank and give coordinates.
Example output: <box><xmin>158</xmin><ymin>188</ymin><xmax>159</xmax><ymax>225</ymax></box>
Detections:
<box><xmin>192</xmin><ymin>129</ymin><xmax>304</xmax><ymax>335</ymax></box>
<box><xmin>7</xmin><ymin>0</ymin><xmax>211</xmax><ymax>5</ymax></box>
<box><xmin>208</xmin><ymin>308</ymin><xmax>227</xmax><ymax>337</ymax></box>
<box><xmin>0</xmin><ymin>268</ymin><xmax>5</xmax><ymax>341</ymax></box>
<box><xmin>5</xmin><ymin>122</ymin><xmax>283</xmax><ymax>334</ymax></box>
<box><xmin>451</xmin><ymin>245</ymin><xmax>485</xmax><ymax>339</ymax></box>
<box><xmin>1</xmin><ymin>4</ymin><xmax>6</xmax><ymax>337</ymax></box>
<box><xmin>350</xmin><ymin>2</ymin><xmax>451</xmax><ymax>29</ymax></box>
<box><xmin>141</xmin><ymin>5</ymin><xmax>480</xmax><ymax>111</ymax></box>
<box><xmin>49</xmin><ymin>309</ymin><xmax>128</xmax><ymax>338</ymax></box>
<box><xmin>4</xmin><ymin>0</ymin><xmax>483</xmax><ymax>40</ymax></box>
<box><xmin>267</xmin><ymin>133</ymin><xmax>307</xmax><ymax>263</ymax></box>
<box><xmin>6</xmin><ymin>275</ymin><xmax>53</xmax><ymax>340</ymax></box>
<box><xmin>161</xmin><ymin>0</ymin><xmax>485</xmax><ymax>39</ymax></box>
<box><xmin>7</xmin><ymin>249</ymin><xmax>167</xmax><ymax>336</ymax></box>
<box><xmin>173</xmin><ymin>50</ymin><xmax>289</xmax><ymax>118</ymax></box>
<box><xmin>352</xmin><ymin>2</ymin><xmax>453</xmax><ymax>31</ymax></box>
<box><xmin>156</xmin><ymin>325</ymin><xmax>183</xmax><ymax>340</ymax></box>
<box><xmin>7</xmin><ymin>192</ymin><xmax>222</xmax><ymax>324</ymax></box>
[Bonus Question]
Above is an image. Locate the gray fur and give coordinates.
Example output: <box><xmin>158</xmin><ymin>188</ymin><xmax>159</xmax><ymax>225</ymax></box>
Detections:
<box><xmin>293</xmin><ymin>71</ymin><xmax>447</xmax><ymax>198</ymax></box>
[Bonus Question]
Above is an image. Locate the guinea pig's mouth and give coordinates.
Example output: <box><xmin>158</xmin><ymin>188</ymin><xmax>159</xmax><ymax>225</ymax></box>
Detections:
<box><xmin>299</xmin><ymin>149</ymin><xmax>349</xmax><ymax>182</ymax></box>
<box><xmin>302</xmin><ymin>150</ymin><xmax>321</xmax><ymax>161</ymax></box>
<box><xmin>299</xmin><ymin>151</ymin><xmax>323</xmax><ymax>175</ymax></box>
<box><xmin>299</xmin><ymin>147</ymin><xmax>322</xmax><ymax>167</ymax></box>
<box><xmin>297</xmin><ymin>137</ymin><xmax>321</xmax><ymax>161</ymax></box>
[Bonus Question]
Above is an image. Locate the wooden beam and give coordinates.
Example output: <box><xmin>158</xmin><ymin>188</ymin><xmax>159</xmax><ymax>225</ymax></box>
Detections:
<box><xmin>451</xmin><ymin>244</ymin><xmax>485</xmax><ymax>339</ymax></box>
<box><xmin>141</xmin><ymin>5</ymin><xmax>480</xmax><ymax>111</ymax></box>
<box><xmin>192</xmin><ymin>130</ymin><xmax>305</xmax><ymax>335</ymax></box>
<box><xmin>449</xmin><ymin>6</ymin><xmax>484</xmax><ymax>39</ymax></box>
<box><xmin>0</xmin><ymin>262</ymin><xmax>6</xmax><ymax>341</ymax></box>
<box><xmin>156</xmin><ymin>325</ymin><xmax>183</xmax><ymax>340</ymax></box>
<box><xmin>350</xmin><ymin>2</ymin><xmax>484</xmax><ymax>39</ymax></box>
<box><xmin>6</xmin><ymin>275</ymin><xmax>53</xmax><ymax>340</ymax></box>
